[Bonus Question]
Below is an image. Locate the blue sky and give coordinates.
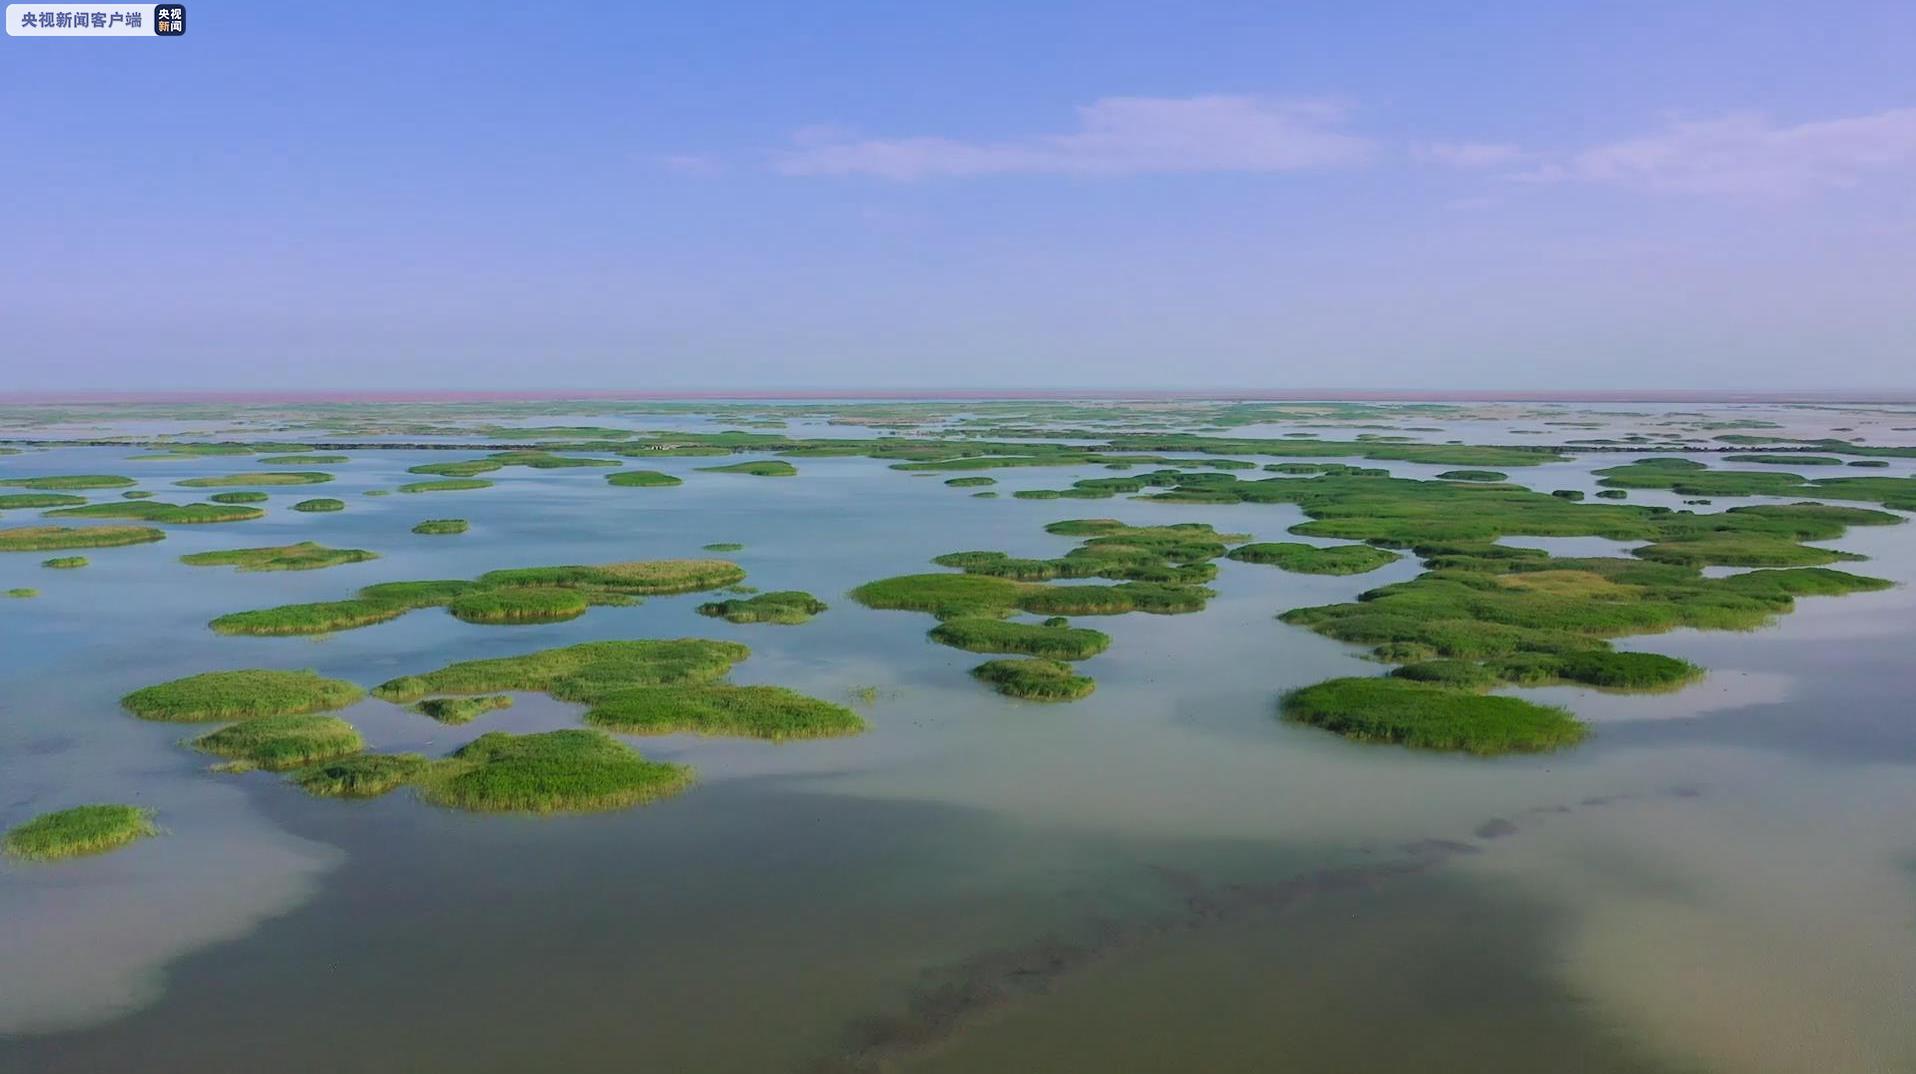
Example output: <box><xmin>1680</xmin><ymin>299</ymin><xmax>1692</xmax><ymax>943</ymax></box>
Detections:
<box><xmin>5</xmin><ymin>1</ymin><xmax>1915</xmax><ymax>391</ymax></box>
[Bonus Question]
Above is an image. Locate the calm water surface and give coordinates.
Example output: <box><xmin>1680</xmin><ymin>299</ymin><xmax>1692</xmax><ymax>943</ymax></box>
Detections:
<box><xmin>1</xmin><ymin>430</ymin><xmax>1912</xmax><ymax>1074</ymax></box>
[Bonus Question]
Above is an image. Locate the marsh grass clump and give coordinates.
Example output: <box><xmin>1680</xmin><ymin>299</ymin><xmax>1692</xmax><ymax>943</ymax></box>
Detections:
<box><xmin>122</xmin><ymin>490</ymin><xmax>155</xmax><ymax>499</ymax></box>
<box><xmin>42</xmin><ymin>556</ymin><xmax>87</xmax><ymax>569</ymax></box>
<box><xmin>477</xmin><ymin>559</ymin><xmax>745</xmax><ymax>595</ymax></box>
<box><xmin>702</xmin><ymin>542</ymin><xmax>745</xmax><ymax>552</ymax></box>
<box><xmin>696</xmin><ymin>459</ymin><xmax>797</xmax><ymax>477</ymax></box>
<box><xmin>211</xmin><ymin>598</ymin><xmax>412</xmax><ymax>635</ymax></box>
<box><xmin>0</xmin><ymin>525</ymin><xmax>165</xmax><ymax>551</ymax></box>
<box><xmin>122</xmin><ymin>669</ymin><xmax>363</xmax><ymax>722</ymax></box>
<box><xmin>1227</xmin><ymin>542</ymin><xmax>1400</xmax><ymax>575</ymax></box>
<box><xmin>415</xmin><ymin>730</ymin><xmax>693</xmax><ymax>813</ymax></box>
<box><xmin>193</xmin><ymin>715</ymin><xmax>364</xmax><ymax>771</ymax></box>
<box><xmin>209</xmin><ymin>491</ymin><xmax>269</xmax><ymax>504</ymax></box>
<box><xmin>7</xmin><ymin>587</ymin><xmax>38</xmax><ymax>598</ymax></box>
<box><xmin>413</xmin><ymin>695</ymin><xmax>514</xmax><ymax>724</ymax></box>
<box><xmin>291</xmin><ymin>754</ymin><xmax>429</xmax><ymax>798</ymax></box>
<box><xmin>606</xmin><ymin>470</ymin><xmax>682</xmax><ymax>487</ymax></box>
<box><xmin>258</xmin><ymin>455</ymin><xmax>348</xmax><ymax>465</ymax></box>
<box><xmin>180</xmin><ymin>542</ymin><xmax>378</xmax><ymax>572</ymax></box>
<box><xmin>448</xmin><ymin>586</ymin><xmax>590</xmax><ymax>624</ymax></box>
<box><xmin>370</xmin><ymin>639</ymin><xmax>750</xmax><ymax>703</ymax></box>
<box><xmin>970</xmin><ymin>658</ymin><xmax>1096</xmax><ymax>701</ymax></box>
<box><xmin>411</xmin><ymin>519</ymin><xmax>469</xmax><ymax>535</ymax></box>
<box><xmin>583</xmin><ymin>684</ymin><xmax>865</xmax><ymax>739</ymax></box>
<box><xmin>0</xmin><ymin>474</ymin><xmax>135</xmax><ymax>490</ymax></box>
<box><xmin>177</xmin><ymin>471</ymin><xmax>334</xmax><ymax>488</ymax></box>
<box><xmin>1436</xmin><ymin>470</ymin><xmax>1507</xmax><ymax>482</ymax></box>
<box><xmin>397</xmin><ymin>479</ymin><xmax>493</xmax><ymax>493</ymax></box>
<box><xmin>696</xmin><ymin>590</ymin><xmax>826</xmax><ymax>624</ymax></box>
<box><xmin>0</xmin><ymin>493</ymin><xmax>88</xmax><ymax>509</ymax></box>
<box><xmin>3</xmin><ymin>805</ymin><xmax>156</xmax><ymax>861</ymax></box>
<box><xmin>45</xmin><ymin>501</ymin><xmax>263</xmax><ymax>524</ymax></box>
<box><xmin>1281</xmin><ymin>677</ymin><xmax>1585</xmax><ymax>754</ymax></box>
<box><xmin>945</xmin><ymin>476</ymin><xmax>996</xmax><ymax>487</ymax></box>
<box><xmin>929</xmin><ymin>618</ymin><xmax>1110</xmax><ymax>660</ymax></box>
<box><xmin>292</xmin><ymin>498</ymin><xmax>345</xmax><ymax>512</ymax></box>
<box><xmin>850</xmin><ymin>572</ymin><xmax>1035</xmax><ymax>619</ymax></box>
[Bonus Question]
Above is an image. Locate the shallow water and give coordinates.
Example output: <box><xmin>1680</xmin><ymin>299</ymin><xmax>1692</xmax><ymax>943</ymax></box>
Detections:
<box><xmin>1</xmin><ymin>413</ymin><xmax>1913</xmax><ymax>1074</ymax></box>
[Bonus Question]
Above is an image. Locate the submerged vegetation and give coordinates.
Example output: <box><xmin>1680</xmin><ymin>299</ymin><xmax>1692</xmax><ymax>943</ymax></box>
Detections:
<box><xmin>1281</xmin><ymin>677</ymin><xmax>1585</xmax><ymax>754</ymax></box>
<box><xmin>696</xmin><ymin>590</ymin><xmax>827</xmax><ymax>624</ymax></box>
<box><xmin>3</xmin><ymin>805</ymin><xmax>157</xmax><ymax>861</ymax></box>
<box><xmin>180</xmin><ymin>542</ymin><xmax>377</xmax><ymax>572</ymax></box>
<box><xmin>971</xmin><ymin>658</ymin><xmax>1096</xmax><ymax>701</ymax></box>
<box><xmin>122</xmin><ymin>669</ymin><xmax>363</xmax><ymax>722</ymax></box>
<box><xmin>0</xmin><ymin>524</ymin><xmax>164</xmax><ymax>551</ymax></box>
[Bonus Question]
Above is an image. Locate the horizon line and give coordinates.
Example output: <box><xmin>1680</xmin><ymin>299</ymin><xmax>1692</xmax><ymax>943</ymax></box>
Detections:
<box><xmin>3</xmin><ymin>388</ymin><xmax>1916</xmax><ymax>405</ymax></box>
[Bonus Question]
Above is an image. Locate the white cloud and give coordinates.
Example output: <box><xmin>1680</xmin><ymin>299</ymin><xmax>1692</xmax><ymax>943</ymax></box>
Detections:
<box><xmin>1414</xmin><ymin>141</ymin><xmax>1527</xmax><ymax>169</ymax></box>
<box><xmin>774</xmin><ymin>95</ymin><xmax>1376</xmax><ymax>179</ymax></box>
<box><xmin>1516</xmin><ymin>108</ymin><xmax>1916</xmax><ymax>197</ymax></box>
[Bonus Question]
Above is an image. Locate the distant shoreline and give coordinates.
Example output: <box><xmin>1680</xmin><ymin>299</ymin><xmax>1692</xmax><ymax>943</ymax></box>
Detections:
<box><xmin>2</xmin><ymin>389</ymin><xmax>1915</xmax><ymax>405</ymax></box>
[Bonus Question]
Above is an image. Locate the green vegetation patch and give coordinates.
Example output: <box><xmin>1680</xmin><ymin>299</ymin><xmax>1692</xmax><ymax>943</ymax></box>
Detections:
<box><xmin>413</xmin><ymin>695</ymin><xmax>513</xmax><ymax>725</ymax></box>
<box><xmin>850</xmin><ymin>572</ymin><xmax>1035</xmax><ymax>619</ymax></box>
<box><xmin>291</xmin><ymin>754</ymin><xmax>430</xmax><ymax>798</ymax></box>
<box><xmin>696</xmin><ymin>459</ymin><xmax>797</xmax><ymax>476</ymax></box>
<box><xmin>210</xmin><ymin>598</ymin><xmax>412</xmax><ymax>636</ymax></box>
<box><xmin>121</xmin><ymin>490</ymin><xmax>155</xmax><ymax>499</ymax></box>
<box><xmin>1281</xmin><ymin>677</ymin><xmax>1585</xmax><ymax>754</ymax></box>
<box><xmin>415</xmin><ymin>730</ymin><xmax>693</xmax><ymax>813</ymax></box>
<box><xmin>176</xmin><ymin>471</ymin><xmax>334</xmax><ymax>488</ymax></box>
<box><xmin>1227</xmin><ymin>542</ymin><xmax>1400</xmax><ymax>575</ymax></box>
<box><xmin>1436</xmin><ymin>470</ymin><xmax>1508</xmax><ymax>482</ymax></box>
<box><xmin>4</xmin><ymin>805</ymin><xmax>157</xmax><ymax>861</ymax></box>
<box><xmin>122</xmin><ymin>669</ymin><xmax>364</xmax><ymax>722</ymax></box>
<box><xmin>606</xmin><ymin>470</ymin><xmax>682</xmax><ymax>487</ymax></box>
<box><xmin>1723</xmin><ymin>454</ymin><xmax>1843</xmax><ymax>466</ymax></box>
<box><xmin>0</xmin><ymin>493</ymin><xmax>88</xmax><ymax>509</ymax></box>
<box><xmin>44</xmin><ymin>501</ymin><xmax>263</xmax><ymax>524</ymax></box>
<box><xmin>945</xmin><ymin>476</ymin><xmax>996</xmax><ymax>487</ymax></box>
<box><xmin>180</xmin><ymin>542</ymin><xmax>378</xmax><ymax>573</ymax></box>
<box><xmin>397</xmin><ymin>479</ymin><xmax>494</xmax><ymax>493</ymax></box>
<box><xmin>411</xmin><ymin>518</ymin><xmax>469</xmax><ymax>534</ymax></box>
<box><xmin>258</xmin><ymin>454</ymin><xmax>348</xmax><ymax>465</ymax></box>
<box><xmin>447</xmin><ymin>586</ymin><xmax>590</xmax><ymax>624</ymax></box>
<box><xmin>928</xmin><ymin>617</ymin><xmax>1110</xmax><ymax>660</ymax></box>
<box><xmin>970</xmin><ymin>658</ymin><xmax>1096</xmax><ymax>702</ymax></box>
<box><xmin>476</xmin><ymin>559</ymin><xmax>745</xmax><ymax>595</ymax></box>
<box><xmin>41</xmin><ymin>555</ymin><xmax>87</xmax><ymax>568</ymax></box>
<box><xmin>371</xmin><ymin>639</ymin><xmax>750</xmax><ymax>703</ymax></box>
<box><xmin>696</xmin><ymin>590</ymin><xmax>827</xmax><ymax>624</ymax></box>
<box><xmin>7</xmin><ymin>587</ymin><xmax>39</xmax><ymax>598</ymax></box>
<box><xmin>194</xmin><ymin>715</ymin><xmax>364</xmax><ymax>772</ymax></box>
<box><xmin>0</xmin><ymin>524</ymin><xmax>165</xmax><ymax>551</ymax></box>
<box><xmin>0</xmin><ymin>474</ymin><xmax>135</xmax><ymax>490</ymax></box>
<box><xmin>584</xmin><ymin>684</ymin><xmax>864</xmax><ymax>740</ymax></box>
<box><xmin>292</xmin><ymin>498</ymin><xmax>345</xmax><ymax>512</ymax></box>
<box><xmin>702</xmin><ymin>542</ymin><xmax>744</xmax><ymax>552</ymax></box>
<box><xmin>209</xmin><ymin>491</ymin><xmax>269</xmax><ymax>504</ymax></box>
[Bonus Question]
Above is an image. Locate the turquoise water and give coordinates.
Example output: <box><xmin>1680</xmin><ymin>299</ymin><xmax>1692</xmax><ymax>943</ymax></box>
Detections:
<box><xmin>1</xmin><ymin>424</ymin><xmax>1913</xmax><ymax>1074</ymax></box>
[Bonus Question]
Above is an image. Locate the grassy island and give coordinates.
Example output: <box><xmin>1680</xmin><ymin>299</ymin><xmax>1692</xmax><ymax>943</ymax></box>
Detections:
<box><xmin>0</xmin><ymin>474</ymin><xmax>135</xmax><ymax>490</ymax></box>
<box><xmin>970</xmin><ymin>658</ymin><xmax>1096</xmax><ymax>701</ymax></box>
<box><xmin>929</xmin><ymin>617</ymin><xmax>1110</xmax><ymax>659</ymax></box>
<box><xmin>584</xmin><ymin>684</ymin><xmax>864</xmax><ymax>739</ymax></box>
<box><xmin>702</xmin><ymin>542</ymin><xmax>744</xmax><ymax>552</ymax></box>
<box><xmin>415</xmin><ymin>730</ymin><xmax>694</xmax><ymax>813</ymax></box>
<box><xmin>411</xmin><ymin>519</ymin><xmax>469</xmax><ymax>534</ymax></box>
<box><xmin>45</xmin><ymin>501</ymin><xmax>264</xmax><ymax>524</ymax></box>
<box><xmin>42</xmin><ymin>556</ymin><xmax>87</xmax><ymax>568</ymax></box>
<box><xmin>180</xmin><ymin>542</ymin><xmax>378</xmax><ymax>572</ymax></box>
<box><xmin>414</xmin><ymin>695</ymin><xmax>513</xmax><ymax>724</ymax></box>
<box><xmin>3</xmin><ymin>805</ymin><xmax>157</xmax><ymax>861</ymax></box>
<box><xmin>397</xmin><ymin>479</ymin><xmax>494</xmax><ymax>493</ymax></box>
<box><xmin>8</xmin><ymin>587</ymin><xmax>39</xmax><ymax>598</ymax></box>
<box><xmin>945</xmin><ymin>476</ymin><xmax>996</xmax><ymax>487</ymax></box>
<box><xmin>291</xmin><ymin>754</ymin><xmax>430</xmax><ymax>798</ymax></box>
<box><xmin>122</xmin><ymin>669</ymin><xmax>364</xmax><ymax>722</ymax></box>
<box><xmin>208</xmin><ymin>491</ymin><xmax>269</xmax><ymax>504</ymax></box>
<box><xmin>1437</xmin><ymin>470</ymin><xmax>1508</xmax><ymax>482</ymax></box>
<box><xmin>0</xmin><ymin>493</ymin><xmax>88</xmax><ymax>509</ymax></box>
<box><xmin>1281</xmin><ymin>677</ymin><xmax>1585</xmax><ymax>754</ymax></box>
<box><xmin>258</xmin><ymin>454</ymin><xmax>348</xmax><ymax>465</ymax></box>
<box><xmin>696</xmin><ymin>590</ymin><xmax>827</xmax><ymax>624</ymax></box>
<box><xmin>291</xmin><ymin>498</ymin><xmax>345</xmax><ymax>512</ymax></box>
<box><xmin>606</xmin><ymin>470</ymin><xmax>682</xmax><ymax>487</ymax></box>
<box><xmin>1227</xmin><ymin>542</ymin><xmax>1400</xmax><ymax>574</ymax></box>
<box><xmin>696</xmin><ymin>460</ymin><xmax>797</xmax><ymax>477</ymax></box>
<box><xmin>176</xmin><ymin>471</ymin><xmax>334</xmax><ymax>488</ymax></box>
<box><xmin>448</xmin><ymin>586</ymin><xmax>590</xmax><ymax>624</ymax></box>
<box><xmin>194</xmin><ymin>715</ymin><xmax>364</xmax><ymax>771</ymax></box>
<box><xmin>0</xmin><ymin>524</ymin><xmax>165</xmax><ymax>551</ymax></box>
<box><xmin>371</xmin><ymin>638</ymin><xmax>750</xmax><ymax>703</ymax></box>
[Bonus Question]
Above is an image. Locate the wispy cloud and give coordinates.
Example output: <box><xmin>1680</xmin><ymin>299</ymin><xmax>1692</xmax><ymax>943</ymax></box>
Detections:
<box><xmin>1414</xmin><ymin>141</ymin><xmax>1527</xmax><ymax>169</ymax></box>
<box><xmin>1516</xmin><ymin>108</ymin><xmax>1916</xmax><ymax>197</ymax></box>
<box><xmin>774</xmin><ymin>95</ymin><xmax>1376</xmax><ymax>179</ymax></box>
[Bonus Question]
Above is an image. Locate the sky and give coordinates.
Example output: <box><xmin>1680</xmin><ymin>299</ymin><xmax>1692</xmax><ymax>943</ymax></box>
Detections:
<box><xmin>4</xmin><ymin>0</ymin><xmax>1915</xmax><ymax>393</ymax></box>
